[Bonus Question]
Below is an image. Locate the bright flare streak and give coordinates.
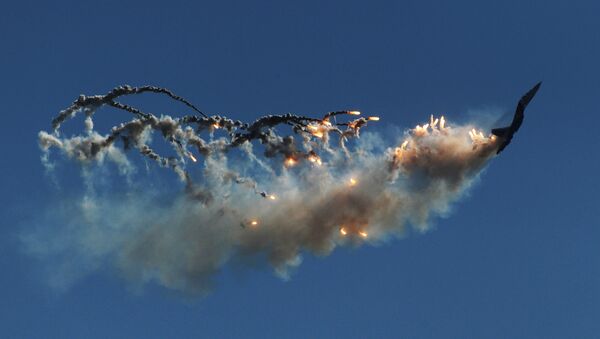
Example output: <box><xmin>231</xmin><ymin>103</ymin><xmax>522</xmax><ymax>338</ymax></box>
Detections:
<box><xmin>414</xmin><ymin>124</ymin><xmax>429</xmax><ymax>136</ymax></box>
<box><xmin>212</xmin><ymin>123</ymin><xmax>219</xmax><ymax>129</ymax></box>
<box><xmin>348</xmin><ymin>111</ymin><xmax>361</xmax><ymax>115</ymax></box>
<box><xmin>469</xmin><ymin>128</ymin><xmax>488</xmax><ymax>143</ymax></box>
<box><xmin>368</xmin><ymin>116</ymin><xmax>380</xmax><ymax>121</ymax></box>
<box><xmin>188</xmin><ymin>153</ymin><xmax>197</xmax><ymax>162</ymax></box>
<box><xmin>430</xmin><ymin>115</ymin><xmax>439</xmax><ymax>128</ymax></box>
<box><xmin>359</xmin><ymin>231</ymin><xmax>368</xmax><ymax>238</ymax></box>
<box><xmin>250</xmin><ymin>220</ymin><xmax>259</xmax><ymax>226</ymax></box>
<box><xmin>269</xmin><ymin>194</ymin><xmax>277</xmax><ymax>200</ymax></box>
<box><xmin>440</xmin><ymin>116</ymin><xmax>446</xmax><ymax>129</ymax></box>
<box><xmin>349</xmin><ymin>178</ymin><xmax>357</xmax><ymax>186</ymax></box>
<box><xmin>340</xmin><ymin>227</ymin><xmax>347</xmax><ymax>236</ymax></box>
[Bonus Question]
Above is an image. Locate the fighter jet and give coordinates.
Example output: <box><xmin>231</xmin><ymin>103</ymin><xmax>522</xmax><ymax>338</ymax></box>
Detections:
<box><xmin>491</xmin><ymin>82</ymin><xmax>542</xmax><ymax>154</ymax></box>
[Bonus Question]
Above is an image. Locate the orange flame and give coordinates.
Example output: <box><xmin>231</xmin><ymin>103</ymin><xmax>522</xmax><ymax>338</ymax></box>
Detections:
<box><xmin>349</xmin><ymin>177</ymin><xmax>357</xmax><ymax>186</ymax></box>
<box><xmin>307</xmin><ymin>123</ymin><xmax>326</xmax><ymax>138</ymax></box>
<box><xmin>285</xmin><ymin>158</ymin><xmax>297</xmax><ymax>167</ymax></box>
<box><xmin>359</xmin><ymin>231</ymin><xmax>368</xmax><ymax>238</ymax></box>
<box><xmin>348</xmin><ymin>111</ymin><xmax>361</xmax><ymax>116</ymax></box>
<box><xmin>340</xmin><ymin>227</ymin><xmax>347</xmax><ymax>236</ymax></box>
<box><xmin>308</xmin><ymin>154</ymin><xmax>322</xmax><ymax>165</ymax></box>
<box><xmin>368</xmin><ymin>116</ymin><xmax>380</xmax><ymax>121</ymax></box>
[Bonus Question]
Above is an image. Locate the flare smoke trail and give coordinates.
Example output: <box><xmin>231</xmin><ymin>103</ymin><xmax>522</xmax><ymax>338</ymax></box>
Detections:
<box><xmin>31</xmin><ymin>84</ymin><xmax>540</xmax><ymax>295</ymax></box>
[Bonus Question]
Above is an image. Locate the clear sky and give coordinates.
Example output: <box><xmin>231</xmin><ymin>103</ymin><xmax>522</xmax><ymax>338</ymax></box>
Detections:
<box><xmin>1</xmin><ymin>1</ymin><xmax>599</xmax><ymax>338</ymax></box>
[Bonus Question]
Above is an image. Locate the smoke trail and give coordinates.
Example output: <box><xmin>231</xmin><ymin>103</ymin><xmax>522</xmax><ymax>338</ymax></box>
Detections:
<box><xmin>30</xmin><ymin>85</ymin><xmax>504</xmax><ymax>295</ymax></box>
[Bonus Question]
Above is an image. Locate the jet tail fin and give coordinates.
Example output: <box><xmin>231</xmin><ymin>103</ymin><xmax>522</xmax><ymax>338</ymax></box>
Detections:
<box><xmin>491</xmin><ymin>127</ymin><xmax>511</xmax><ymax>137</ymax></box>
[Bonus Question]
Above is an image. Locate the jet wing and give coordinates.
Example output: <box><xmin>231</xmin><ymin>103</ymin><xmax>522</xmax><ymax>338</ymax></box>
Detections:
<box><xmin>492</xmin><ymin>82</ymin><xmax>542</xmax><ymax>154</ymax></box>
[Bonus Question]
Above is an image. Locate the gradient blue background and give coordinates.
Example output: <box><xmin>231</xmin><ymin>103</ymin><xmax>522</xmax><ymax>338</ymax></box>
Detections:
<box><xmin>1</xmin><ymin>1</ymin><xmax>599</xmax><ymax>338</ymax></box>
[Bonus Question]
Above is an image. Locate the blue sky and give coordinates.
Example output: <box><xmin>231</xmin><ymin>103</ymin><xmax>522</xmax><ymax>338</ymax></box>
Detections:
<box><xmin>1</xmin><ymin>1</ymin><xmax>599</xmax><ymax>338</ymax></box>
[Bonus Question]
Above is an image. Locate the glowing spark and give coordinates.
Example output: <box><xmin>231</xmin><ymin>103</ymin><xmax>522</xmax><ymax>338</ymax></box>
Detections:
<box><xmin>212</xmin><ymin>123</ymin><xmax>220</xmax><ymax>129</ymax></box>
<box><xmin>340</xmin><ymin>227</ymin><xmax>347</xmax><ymax>236</ymax></box>
<box><xmin>308</xmin><ymin>154</ymin><xmax>322</xmax><ymax>165</ymax></box>
<box><xmin>394</xmin><ymin>140</ymin><xmax>410</xmax><ymax>159</ymax></box>
<box><xmin>269</xmin><ymin>194</ymin><xmax>277</xmax><ymax>200</ymax></box>
<box><xmin>368</xmin><ymin>116</ymin><xmax>380</xmax><ymax>121</ymax></box>
<box><xmin>440</xmin><ymin>116</ymin><xmax>446</xmax><ymax>129</ymax></box>
<box><xmin>250</xmin><ymin>220</ymin><xmax>259</xmax><ymax>226</ymax></box>
<box><xmin>349</xmin><ymin>178</ymin><xmax>357</xmax><ymax>186</ymax></box>
<box><xmin>348</xmin><ymin>111</ymin><xmax>361</xmax><ymax>115</ymax></box>
<box><xmin>359</xmin><ymin>231</ymin><xmax>368</xmax><ymax>238</ymax></box>
<box><xmin>188</xmin><ymin>153</ymin><xmax>197</xmax><ymax>162</ymax></box>
<box><xmin>307</xmin><ymin>124</ymin><xmax>325</xmax><ymax>138</ymax></box>
<box><xmin>285</xmin><ymin>158</ymin><xmax>297</xmax><ymax>167</ymax></box>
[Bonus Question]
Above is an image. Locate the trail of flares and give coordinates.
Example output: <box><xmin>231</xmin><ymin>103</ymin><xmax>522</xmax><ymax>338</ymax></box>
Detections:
<box><xmin>32</xmin><ymin>84</ymin><xmax>510</xmax><ymax>296</ymax></box>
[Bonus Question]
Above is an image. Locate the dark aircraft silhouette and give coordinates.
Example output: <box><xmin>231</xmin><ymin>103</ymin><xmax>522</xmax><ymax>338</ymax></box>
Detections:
<box><xmin>491</xmin><ymin>82</ymin><xmax>542</xmax><ymax>154</ymax></box>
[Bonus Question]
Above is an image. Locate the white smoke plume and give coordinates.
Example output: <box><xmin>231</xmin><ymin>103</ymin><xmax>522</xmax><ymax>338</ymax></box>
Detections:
<box><xmin>28</xmin><ymin>85</ymin><xmax>510</xmax><ymax>296</ymax></box>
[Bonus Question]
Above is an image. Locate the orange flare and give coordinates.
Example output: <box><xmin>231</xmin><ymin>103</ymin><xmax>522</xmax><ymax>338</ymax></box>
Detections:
<box><xmin>349</xmin><ymin>178</ymin><xmax>357</xmax><ymax>186</ymax></box>
<box><xmin>308</xmin><ymin>154</ymin><xmax>322</xmax><ymax>165</ymax></box>
<box><xmin>368</xmin><ymin>116</ymin><xmax>380</xmax><ymax>121</ymax></box>
<box><xmin>250</xmin><ymin>220</ymin><xmax>259</xmax><ymax>226</ymax></box>
<box><xmin>359</xmin><ymin>231</ymin><xmax>368</xmax><ymax>238</ymax></box>
<box><xmin>285</xmin><ymin>158</ymin><xmax>297</xmax><ymax>166</ymax></box>
<box><xmin>340</xmin><ymin>227</ymin><xmax>347</xmax><ymax>236</ymax></box>
<box><xmin>348</xmin><ymin>111</ymin><xmax>361</xmax><ymax>115</ymax></box>
<box><xmin>430</xmin><ymin>115</ymin><xmax>439</xmax><ymax>128</ymax></box>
